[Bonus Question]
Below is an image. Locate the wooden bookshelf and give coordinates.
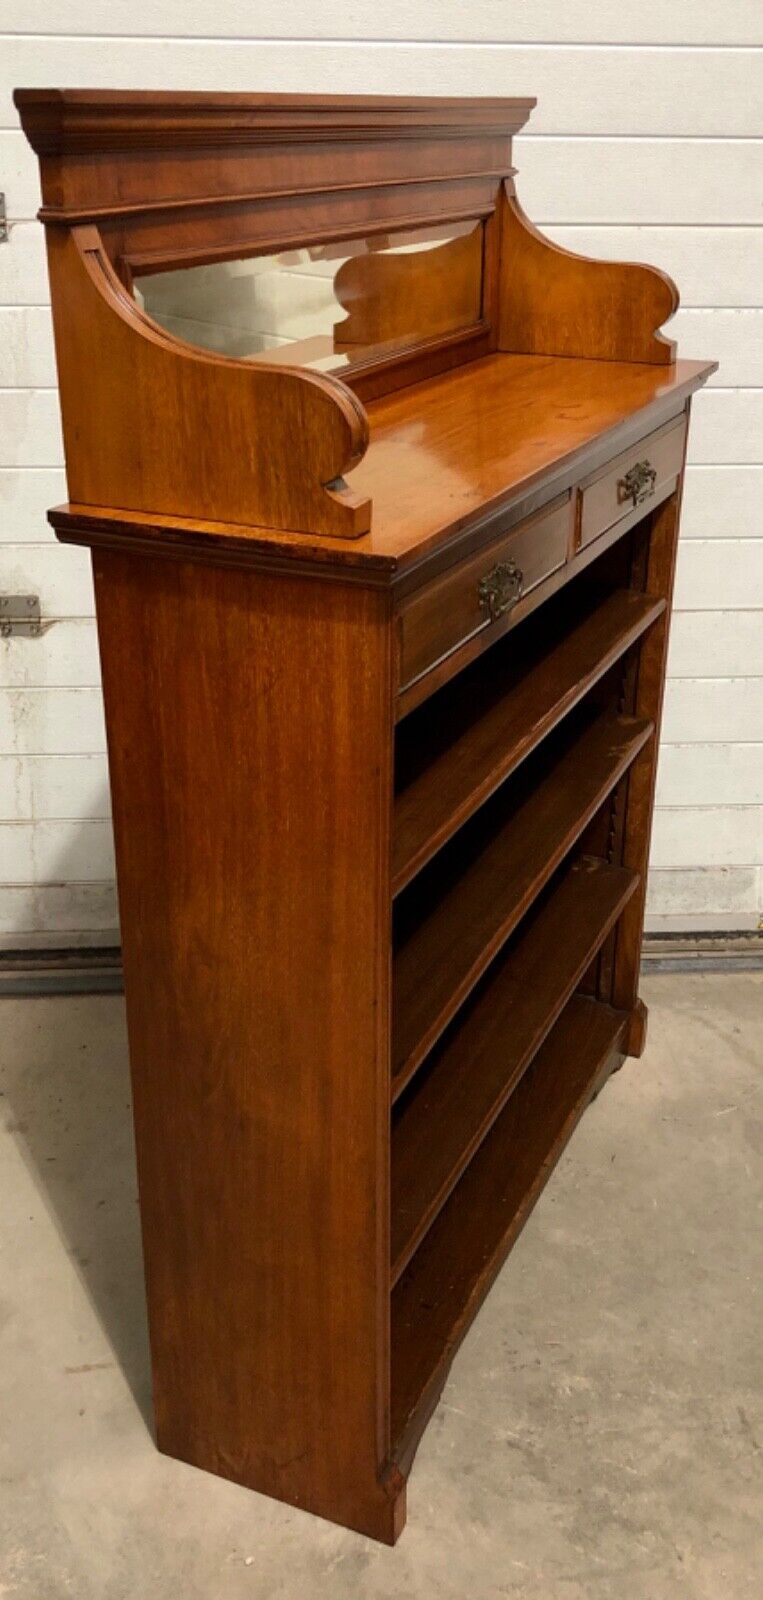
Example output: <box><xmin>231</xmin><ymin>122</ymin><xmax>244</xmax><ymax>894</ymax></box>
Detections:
<box><xmin>392</xmin><ymin>588</ymin><xmax>665</xmax><ymax>892</ymax></box>
<box><xmin>391</xmin><ymin>857</ymin><xmax>638</xmax><ymax>1280</ymax></box>
<box><xmin>17</xmin><ymin>87</ymin><xmax>716</xmax><ymax>1544</ymax></box>
<box><xmin>393</xmin><ymin>711</ymin><xmax>652</xmax><ymax>1091</ymax></box>
<box><xmin>391</xmin><ymin>994</ymin><xmax>629</xmax><ymax>1471</ymax></box>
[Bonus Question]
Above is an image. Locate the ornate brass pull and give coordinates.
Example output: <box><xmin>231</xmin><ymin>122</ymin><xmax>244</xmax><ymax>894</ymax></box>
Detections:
<box><xmin>618</xmin><ymin>459</ymin><xmax>657</xmax><ymax>508</ymax></box>
<box><xmin>477</xmin><ymin>558</ymin><xmax>523</xmax><ymax>622</ymax></box>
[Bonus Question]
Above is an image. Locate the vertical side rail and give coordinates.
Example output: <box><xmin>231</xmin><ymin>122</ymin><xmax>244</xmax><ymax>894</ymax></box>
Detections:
<box><xmin>93</xmin><ymin>547</ymin><xmax>401</xmax><ymax>1541</ymax></box>
<box><xmin>610</xmin><ymin>405</ymin><xmax>691</xmax><ymax>1052</ymax></box>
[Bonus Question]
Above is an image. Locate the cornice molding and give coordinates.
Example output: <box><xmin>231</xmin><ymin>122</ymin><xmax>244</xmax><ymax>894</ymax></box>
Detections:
<box><xmin>14</xmin><ymin>89</ymin><xmax>536</xmax><ymax>155</ymax></box>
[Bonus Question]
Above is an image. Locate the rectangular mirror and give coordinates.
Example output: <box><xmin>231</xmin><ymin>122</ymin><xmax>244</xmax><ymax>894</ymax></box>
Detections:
<box><xmin>134</xmin><ymin>220</ymin><xmax>484</xmax><ymax>373</ymax></box>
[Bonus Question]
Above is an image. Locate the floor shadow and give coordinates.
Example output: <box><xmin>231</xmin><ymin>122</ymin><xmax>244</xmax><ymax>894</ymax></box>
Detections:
<box><xmin>1</xmin><ymin>813</ymin><xmax>152</xmax><ymax>1426</ymax></box>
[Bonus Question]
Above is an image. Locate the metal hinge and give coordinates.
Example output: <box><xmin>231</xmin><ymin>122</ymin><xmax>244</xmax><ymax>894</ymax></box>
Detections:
<box><xmin>0</xmin><ymin>194</ymin><xmax>7</xmax><ymax>244</ymax></box>
<box><xmin>0</xmin><ymin>595</ymin><xmax>43</xmax><ymax>637</ymax></box>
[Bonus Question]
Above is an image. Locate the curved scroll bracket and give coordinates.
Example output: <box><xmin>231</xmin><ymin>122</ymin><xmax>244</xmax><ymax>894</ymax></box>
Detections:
<box><xmin>498</xmin><ymin>184</ymin><xmax>678</xmax><ymax>366</ymax></box>
<box><xmin>47</xmin><ymin>228</ymin><xmax>372</xmax><ymax>539</ymax></box>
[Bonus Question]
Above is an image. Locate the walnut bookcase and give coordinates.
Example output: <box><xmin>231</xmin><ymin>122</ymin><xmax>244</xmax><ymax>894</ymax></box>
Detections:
<box><xmin>16</xmin><ymin>89</ymin><xmax>715</xmax><ymax>1543</ymax></box>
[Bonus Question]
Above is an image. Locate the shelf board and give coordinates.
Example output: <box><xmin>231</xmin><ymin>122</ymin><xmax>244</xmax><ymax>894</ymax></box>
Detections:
<box><xmin>391</xmin><ymin>856</ymin><xmax>637</xmax><ymax>1284</ymax></box>
<box><xmin>392</xmin><ymin>588</ymin><xmax>664</xmax><ymax>894</ymax></box>
<box><xmin>390</xmin><ymin>993</ymin><xmax>628</xmax><ymax>1476</ymax></box>
<box><xmin>392</xmin><ymin>709</ymin><xmax>652</xmax><ymax>1093</ymax></box>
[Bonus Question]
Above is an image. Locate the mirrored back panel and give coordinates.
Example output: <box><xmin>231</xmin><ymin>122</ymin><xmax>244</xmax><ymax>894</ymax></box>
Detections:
<box><xmin>135</xmin><ymin>220</ymin><xmax>484</xmax><ymax>373</ymax></box>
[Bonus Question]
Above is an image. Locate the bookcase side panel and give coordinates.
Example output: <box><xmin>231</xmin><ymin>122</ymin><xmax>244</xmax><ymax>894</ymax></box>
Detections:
<box><xmin>92</xmin><ymin>549</ymin><xmax>399</xmax><ymax>1541</ymax></box>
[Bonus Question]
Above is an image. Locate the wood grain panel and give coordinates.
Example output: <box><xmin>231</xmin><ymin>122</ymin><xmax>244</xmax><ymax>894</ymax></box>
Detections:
<box><xmin>44</xmin><ymin>229</ymin><xmax>371</xmax><ymax>539</ymax></box>
<box><xmin>499</xmin><ymin>189</ymin><xmax>677</xmax><ymax>365</ymax></box>
<box><xmin>93</xmin><ymin>549</ymin><xmax>401</xmax><ymax>1541</ymax></box>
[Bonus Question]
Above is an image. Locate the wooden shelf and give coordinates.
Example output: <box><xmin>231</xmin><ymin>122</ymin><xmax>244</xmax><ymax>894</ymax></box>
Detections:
<box><xmin>392</xmin><ymin>710</ymin><xmax>652</xmax><ymax>1092</ymax></box>
<box><xmin>391</xmin><ymin>855</ymin><xmax>637</xmax><ymax>1283</ymax></box>
<box><xmin>393</xmin><ymin>588</ymin><xmax>664</xmax><ymax>893</ymax></box>
<box><xmin>390</xmin><ymin>993</ymin><xmax>628</xmax><ymax>1475</ymax></box>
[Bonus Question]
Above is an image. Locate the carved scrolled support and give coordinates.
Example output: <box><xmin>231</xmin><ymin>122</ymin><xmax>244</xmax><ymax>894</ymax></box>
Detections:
<box><xmin>498</xmin><ymin>184</ymin><xmax>678</xmax><ymax>365</ymax></box>
<box><xmin>45</xmin><ymin>228</ymin><xmax>372</xmax><ymax>538</ymax></box>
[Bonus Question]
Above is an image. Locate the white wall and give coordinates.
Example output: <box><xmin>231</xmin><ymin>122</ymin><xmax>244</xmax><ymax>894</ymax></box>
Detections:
<box><xmin>0</xmin><ymin>2</ymin><xmax>761</xmax><ymax>946</ymax></box>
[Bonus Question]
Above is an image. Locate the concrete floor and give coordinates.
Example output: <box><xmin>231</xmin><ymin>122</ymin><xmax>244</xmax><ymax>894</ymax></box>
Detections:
<box><xmin>0</xmin><ymin>975</ymin><xmax>761</xmax><ymax>1599</ymax></box>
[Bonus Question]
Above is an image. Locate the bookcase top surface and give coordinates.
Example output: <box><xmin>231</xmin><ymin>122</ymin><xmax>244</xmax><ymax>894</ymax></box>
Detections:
<box><xmin>52</xmin><ymin>351</ymin><xmax>715</xmax><ymax>577</ymax></box>
<box><xmin>355</xmin><ymin>353</ymin><xmax>715</xmax><ymax>566</ymax></box>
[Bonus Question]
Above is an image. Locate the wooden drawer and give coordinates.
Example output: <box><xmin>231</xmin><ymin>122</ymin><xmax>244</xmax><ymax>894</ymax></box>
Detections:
<box><xmin>399</xmin><ymin>493</ymin><xmax>571</xmax><ymax>690</ymax></box>
<box><xmin>577</xmin><ymin>416</ymin><xmax>686</xmax><ymax>550</ymax></box>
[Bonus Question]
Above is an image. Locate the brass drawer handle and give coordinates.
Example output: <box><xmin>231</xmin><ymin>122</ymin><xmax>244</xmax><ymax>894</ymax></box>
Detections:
<box><xmin>618</xmin><ymin>458</ymin><xmax>657</xmax><ymax>508</ymax></box>
<box><xmin>477</xmin><ymin>558</ymin><xmax>523</xmax><ymax>622</ymax></box>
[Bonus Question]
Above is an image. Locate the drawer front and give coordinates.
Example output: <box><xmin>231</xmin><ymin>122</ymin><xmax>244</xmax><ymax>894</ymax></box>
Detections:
<box><xmin>399</xmin><ymin>494</ymin><xmax>571</xmax><ymax>690</ymax></box>
<box><xmin>578</xmin><ymin>416</ymin><xmax>686</xmax><ymax>550</ymax></box>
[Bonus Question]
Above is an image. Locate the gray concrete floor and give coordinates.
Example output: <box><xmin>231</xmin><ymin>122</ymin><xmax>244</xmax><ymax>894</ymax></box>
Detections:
<box><xmin>0</xmin><ymin>974</ymin><xmax>761</xmax><ymax>1599</ymax></box>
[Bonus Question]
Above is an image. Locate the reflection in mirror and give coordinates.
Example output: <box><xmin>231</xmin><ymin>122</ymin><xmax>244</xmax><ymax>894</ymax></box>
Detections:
<box><xmin>134</xmin><ymin>220</ymin><xmax>484</xmax><ymax>372</ymax></box>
